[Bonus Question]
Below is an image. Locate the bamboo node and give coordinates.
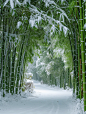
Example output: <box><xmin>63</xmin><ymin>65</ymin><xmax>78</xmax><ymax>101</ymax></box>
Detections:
<box><xmin>81</xmin><ymin>41</ymin><xmax>84</xmax><ymax>42</ymax></box>
<box><xmin>82</xmin><ymin>72</ymin><xmax>85</xmax><ymax>73</ymax></box>
<box><xmin>79</xmin><ymin>19</ymin><xmax>83</xmax><ymax>20</ymax></box>
<box><xmin>79</xmin><ymin>7</ymin><xmax>83</xmax><ymax>9</ymax></box>
<box><xmin>81</xmin><ymin>51</ymin><xmax>85</xmax><ymax>53</ymax></box>
<box><xmin>74</xmin><ymin>6</ymin><xmax>80</xmax><ymax>8</ymax></box>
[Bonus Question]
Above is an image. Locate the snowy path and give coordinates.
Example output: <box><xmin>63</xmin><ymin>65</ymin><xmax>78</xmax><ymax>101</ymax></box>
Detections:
<box><xmin>0</xmin><ymin>80</ymin><xmax>82</xmax><ymax>114</ymax></box>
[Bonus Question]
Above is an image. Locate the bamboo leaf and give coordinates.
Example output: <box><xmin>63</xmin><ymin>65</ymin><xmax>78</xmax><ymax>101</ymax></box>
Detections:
<box><xmin>3</xmin><ymin>0</ymin><xmax>9</xmax><ymax>7</ymax></box>
<box><xmin>10</xmin><ymin>0</ymin><xmax>14</xmax><ymax>9</ymax></box>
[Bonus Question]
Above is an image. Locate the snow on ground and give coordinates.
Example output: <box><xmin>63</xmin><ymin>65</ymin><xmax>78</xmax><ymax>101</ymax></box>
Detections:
<box><xmin>0</xmin><ymin>80</ymin><xmax>85</xmax><ymax>114</ymax></box>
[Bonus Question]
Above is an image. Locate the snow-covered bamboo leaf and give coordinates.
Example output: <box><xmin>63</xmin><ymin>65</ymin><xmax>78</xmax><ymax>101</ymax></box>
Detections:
<box><xmin>84</xmin><ymin>23</ymin><xmax>86</xmax><ymax>29</ymax></box>
<box><xmin>3</xmin><ymin>0</ymin><xmax>9</xmax><ymax>7</ymax></box>
<box><xmin>10</xmin><ymin>0</ymin><xmax>14</xmax><ymax>9</ymax></box>
<box><xmin>63</xmin><ymin>26</ymin><xmax>68</xmax><ymax>37</ymax></box>
<box><xmin>22</xmin><ymin>0</ymin><xmax>30</xmax><ymax>5</ymax></box>
<box><xmin>17</xmin><ymin>21</ymin><xmax>22</xmax><ymax>29</ymax></box>
<box><xmin>15</xmin><ymin>0</ymin><xmax>22</xmax><ymax>6</ymax></box>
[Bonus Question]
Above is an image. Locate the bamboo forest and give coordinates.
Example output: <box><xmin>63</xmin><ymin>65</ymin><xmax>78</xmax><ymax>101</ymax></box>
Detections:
<box><xmin>0</xmin><ymin>0</ymin><xmax>86</xmax><ymax>114</ymax></box>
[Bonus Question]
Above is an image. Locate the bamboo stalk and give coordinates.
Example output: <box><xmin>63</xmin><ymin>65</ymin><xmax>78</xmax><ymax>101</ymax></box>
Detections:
<box><xmin>79</xmin><ymin>0</ymin><xmax>86</xmax><ymax>111</ymax></box>
<box><xmin>15</xmin><ymin>36</ymin><xmax>26</xmax><ymax>94</ymax></box>
<box><xmin>1</xmin><ymin>7</ymin><xmax>7</xmax><ymax>97</ymax></box>
<box><xmin>75</xmin><ymin>0</ymin><xmax>82</xmax><ymax>99</ymax></box>
<box><xmin>10</xmin><ymin>43</ymin><xmax>16</xmax><ymax>95</ymax></box>
<box><xmin>60</xmin><ymin>75</ymin><xmax>61</xmax><ymax>88</ymax></box>
<box><xmin>84</xmin><ymin>0</ymin><xmax>86</xmax><ymax>96</ymax></box>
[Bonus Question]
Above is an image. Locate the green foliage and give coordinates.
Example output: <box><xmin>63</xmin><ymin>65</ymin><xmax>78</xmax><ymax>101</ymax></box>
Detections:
<box><xmin>68</xmin><ymin>1</ymin><xmax>75</xmax><ymax>13</ymax></box>
<box><xmin>35</xmin><ymin>45</ymin><xmax>66</xmax><ymax>85</ymax></box>
<box><xmin>50</xmin><ymin>31</ymin><xmax>73</xmax><ymax>70</ymax></box>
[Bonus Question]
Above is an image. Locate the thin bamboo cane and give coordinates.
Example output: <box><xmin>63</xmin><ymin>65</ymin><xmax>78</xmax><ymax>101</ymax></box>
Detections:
<box><xmin>0</xmin><ymin>38</ymin><xmax>2</xmax><ymax>92</ymax></box>
<box><xmin>15</xmin><ymin>42</ymin><xmax>23</xmax><ymax>94</ymax></box>
<box><xmin>5</xmin><ymin>8</ymin><xmax>9</xmax><ymax>93</ymax></box>
<box><xmin>84</xmin><ymin>0</ymin><xmax>86</xmax><ymax>109</ymax></box>
<box><xmin>60</xmin><ymin>75</ymin><xmax>61</xmax><ymax>88</ymax></box>
<box><xmin>78</xmin><ymin>37</ymin><xmax>82</xmax><ymax>99</ymax></box>
<box><xmin>10</xmin><ymin>43</ymin><xmax>16</xmax><ymax>95</ymax></box>
<box><xmin>5</xmin><ymin>37</ymin><xmax>9</xmax><ymax>93</ymax></box>
<box><xmin>68</xmin><ymin>68</ymin><xmax>70</xmax><ymax>87</ymax></box>
<box><xmin>63</xmin><ymin>67</ymin><xmax>65</xmax><ymax>89</ymax></box>
<box><xmin>68</xmin><ymin>68</ymin><xmax>71</xmax><ymax>88</ymax></box>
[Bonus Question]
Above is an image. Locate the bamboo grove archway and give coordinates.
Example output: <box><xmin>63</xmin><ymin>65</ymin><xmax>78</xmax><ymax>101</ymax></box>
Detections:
<box><xmin>0</xmin><ymin>0</ymin><xmax>86</xmax><ymax>112</ymax></box>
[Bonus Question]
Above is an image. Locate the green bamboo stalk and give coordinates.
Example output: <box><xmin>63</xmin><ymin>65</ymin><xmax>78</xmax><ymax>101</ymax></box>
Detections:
<box><xmin>70</xmin><ymin>74</ymin><xmax>72</xmax><ymax>88</ymax></box>
<box><xmin>10</xmin><ymin>42</ymin><xmax>16</xmax><ymax>95</ymax></box>
<box><xmin>19</xmin><ymin>36</ymin><xmax>30</xmax><ymax>94</ymax></box>
<box><xmin>68</xmin><ymin>68</ymin><xmax>71</xmax><ymax>89</ymax></box>
<box><xmin>74</xmin><ymin>1</ymin><xmax>80</xmax><ymax>97</ymax></box>
<box><xmin>74</xmin><ymin>0</ymin><xmax>82</xmax><ymax>99</ymax></box>
<box><xmin>72</xmin><ymin>1</ymin><xmax>79</xmax><ymax>95</ymax></box>
<box><xmin>84</xmin><ymin>0</ymin><xmax>86</xmax><ymax>96</ymax></box>
<box><xmin>60</xmin><ymin>75</ymin><xmax>61</xmax><ymax>88</ymax></box>
<box><xmin>15</xmin><ymin>47</ymin><xmax>22</xmax><ymax>94</ymax></box>
<box><xmin>72</xmin><ymin>28</ymin><xmax>77</xmax><ymax>95</ymax></box>
<box><xmin>79</xmin><ymin>0</ymin><xmax>86</xmax><ymax>111</ymax></box>
<box><xmin>5</xmin><ymin>37</ymin><xmax>9</xmax><ymax>93</ymax></box>
<box><xmin>69</xmin><ymin>68</ymin><xmax>71</xmax><ymax>88</ymax></box>
<box><xmin>68</xmin><ymin>68</ymin><xmax>69</xmax><ymax>87</ymax></box>
<box><xmin>61</xmin><ymin>70</ymin><xmax>63</xmax><ymax>88</ymax></box>
<box><xmin>83</xmin><ymin>1</ymin><xmax>85</xmax><ymax>45</ymax></box>
<box><xmin>19</xmin><ymin>50</ymin><xmax>26</xmax><ymax>95</ymax></box>
<box><xmin>0</xmin><ymin>6</ymin><xmax>2</xmax><ymax>91</ymax></box>
<box><xmin>20</xmin><ymin>52</ymin><xmax>25</xmax><ymax>92</ymax></box>
<box><xmin>72</xmin><ymin>18</ymin><xmax>78</xmax><ymax>97</ymax></box>
<box><xmin>8</xmin><ymin>16</ymin><xmax>13</xmax><ymax>95</ymax></box>
<box><xmin>15</xmin><ymin>36</ymin><xmax>26</xmax><ymax>94</ymax></box>
<box><xmin>1</xmin><ymin>7</ymin><xmax>7</xmax><ymax>97</ymax></box>
<box><xmin>5</xmin><ymin>7</ymin><xmax>11</xmax><ymax>93</ymax></box>
<box><xmin>63</xmin><ymin>68</ymin><xmax>65</xmax><ymax>89</ymax></box>
<box><xmin>76</xmin><ymin>38</ymin><xmax>79</xmax><ymax>97</ymax></box>
<box><xmin>68</xmin><ymin>0</ymin><xmax>79</xmax><ymax>96</ymax></box>
<box><xmin>78</xmin><ymin>13</ymin><xmax>82</xmax><ymax>99</ymax></box>
<box><xmin>78</xmin><ymin>37</ymin><xmax>82</xmax><ymax>99</ymax></box>
<box><xmin>55</xmin><ymin>78</ymin><xmax>57</xmax><ymax>86</ymax></box>
<box><xmin>0</xmin><ymin>38</ymin><xmax>2</xmax><ymax>91</ymax></box>
<box><xmin>49</xmin><ymin>76</ymin><xmax>51</xmax><ymax>86</ymax></box>
<box><xmin>1</xmin><ymin>39</ymin><xmax>5</xmax><ymax>97</ymax></box>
